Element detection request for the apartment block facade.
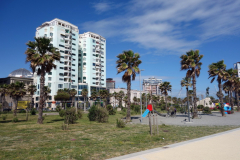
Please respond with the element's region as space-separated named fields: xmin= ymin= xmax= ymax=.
xmin=34 ymin=19 xmax=106 ymax=109
xmin=142 ymin=77 xmax=162 ymax=95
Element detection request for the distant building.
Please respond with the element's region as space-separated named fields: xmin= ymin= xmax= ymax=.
xmin=0 ymin=68 xmax=34 ymax=110
xmin=143 ymin=77 xmax=162 ymax=95
xmin=109 ymin=88 xmax=148 ymax=107
xmin=106 ymin=78 xmax=115 ymax=89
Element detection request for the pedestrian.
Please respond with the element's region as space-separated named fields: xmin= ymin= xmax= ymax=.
xmin=174 ymin=108 xmax=176 ymax=115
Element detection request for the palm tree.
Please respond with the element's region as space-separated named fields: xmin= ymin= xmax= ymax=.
xmin=69 ymin=89 xmax=77 ymax=107
xmin=159 ymin=81 xmax=172 ymax=110
xmin=208 ymin=60 xmax=228 ymax=116
xmin=112 ymin=92 xmax=118 ymax=107
xmin=223 ymin=83 xmax=230 ymax=104
xmin=181 ymin=77 xmax=192 ymax=113
xmin=90 ymin=89 xmax=98 ymax=105
xmin=224 ymin=68 xmax=238 ymax=112
xmin=8 ymin=81 xmax=27 ymax=116
xmin=25 ymin=37 xmax=60 ymax=124
xmin=99 ymin=90 xmax=109 ymax=108
xmin=81 ymin=88 xmax=88 ymax=111
xmin=234 ymin=78 xmax=240 ymax=111
xmin=116 ymin=50 xmax=141 ymax=121
xmin=133 ymin=96 xmax=137 ymax=105
xmin=181 ymin=50 xmax=203 ymax=118
xmin=123 ymin=96 xmax=128 ymax=108
xmin=117 ymin=91 xmax=125 ymax=108
xmin=27 ymin=85 xmax=37 ymax=109
xmin=43 ymin=86 xmax=51 ymax=109
xmin=0 ymin=84 xmax=9 ymax=111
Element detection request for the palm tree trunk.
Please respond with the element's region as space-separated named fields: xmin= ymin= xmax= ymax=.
xmin=192 ymin=75 xmax=198 ymax=118
xmin=228 ymin=91 xmax=230 ymax=104
xmin=165 ymin=94 xmax=167 ymax=110
xmin=38 ymin=70 xmax=45 ymax=124
xmin=187 ymin=87 xmax=190 ymax=122
xmin=14 ymin=97 xmax=18 ymax=117
xmin=126 ymin=79 xmax=131 ymax=122
xmin=237 ymin=90 xmax=240 ymax=111
xmin=230 ymin=88 xmax=234 ymax=113
xmin=84 ymin=97 xmax=86 ymax=112
xmin=219 ymin=80 xmax=225 ymax=117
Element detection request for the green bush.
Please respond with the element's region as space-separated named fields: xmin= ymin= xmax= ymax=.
xmin=197 ymin=105 xmax=204 ymax=109
xmin=60 ymin=107 xmax=82 ymax=124
xmin=2 ymin=115 xmax=7 ymax=120
xmin=88 ymin=105 xmax=98 ymax=121
xmin=116 ymin=119 xmax=126 ymax=128
xmin=107 ymin=104 xmax=116 ymax=115
xmin=96 ymin=107 xmax=109 ymax=123
xmin=56 ymin=105 xmax=62 ymax=112
xmin=19 ymin=110 xmax=26 ymax=113
xmin=130 ymin=104 xmax=135 ymax=110
xmin=134 ymin=105 xmax=140 ymax=113
xmin=213 ymin=107 xmax=218 ymax=111
xmin=59 ymin=110 xmax=65 ymax=117
xmin=30 ymin=109 xmax=36 ymax=115
xmin=12 ymin=117 xmax=19 ymax=123
xmin=203 ymin=107 xmax=212 ymax=114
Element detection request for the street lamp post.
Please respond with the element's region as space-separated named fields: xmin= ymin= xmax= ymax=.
xmin=140 ymin=69 xmax=144 ymax=123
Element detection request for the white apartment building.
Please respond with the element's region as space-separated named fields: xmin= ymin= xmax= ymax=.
xmin=33 ymin=19 xmax=106 ymax=109
xmin=78 ymin=32 xmax=106 ymax=97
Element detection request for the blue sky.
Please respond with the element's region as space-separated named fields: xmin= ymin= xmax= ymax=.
xmin=1 ymin=0 xmax=240 ymax=98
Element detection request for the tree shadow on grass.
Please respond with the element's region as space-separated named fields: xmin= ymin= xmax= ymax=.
xmin=46 ymin=118 xmax=64 ymax=123
xmin=0 ymin=119 xmax=30 ymax=123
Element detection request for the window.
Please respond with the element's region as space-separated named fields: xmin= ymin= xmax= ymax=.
xmin=72 ymin=85 xmax=77 ymax=89
xmin=72 ymin=64 xmax=75 ymax=66
xmin=38 ymin=84 xmax=39 ymax=89
xmin=48 ymin=77 xmax=52 ymax=81
xmin=48 ymin=83 xmax=51 ymax=88
xmin=78 ymin=54 xmax=81 ymax=56
xmin=72 ymin=33 xmax=75 ymax=36
xmin=60 ymin=67 xmax=63 ymax=69
xmin=60 ymin=61 xmax=64 ymax=64
xmin=78 ymin=91 xmax=82 ymax=95
xmin=83 ymin=77 xmax=86 ymax=80
xmin=93 ymin=63 xmax=95 ymax=66
xmin=72 ymin=69 xmax=75 ymax=71
xmin=59 ymin=44 xmax=64 ymax=47
xmin=58 ymin=84 xmax=63 ymax=88
xmin=83 ymin=53 xmax=86 ymax=56
xmin=60 ymin=56 xmax=64 ymax=58
xmin=72 ymin=74 xmax=75 ymax=77
xmin=72 ymin=48 xmax=76 ymax=51
xmin=93 ymin=49 xmax=95 ymax=52
xmin=73 ymin=59 xmax=75 ymax=61
xmin=72 ymin=38 xmax=76 ymax=40
xmin=50 ymin=33 xmax=53 ymax=36
xmin=48 ymin=96 xmax=52 ymax=100
xmin=72 ymin=43 xmax=76 ymax=46
xmin=78 ymin=85 xmax=87 ymax=89
xmin=59 ymin=78 xmax=63 ymax=81
xmin=37 ymin=91 xmax=39 ymax=95
xmin=72 ymin=80 xmax=75 ymax=82
xmin=59 ymin=73 xmax=63 ymax=76
xmin=83 ymin=62 xmax=86 ymax=65
xmin=36 ymin=97 xmax=39 ymax=101
xmin=93 ymin=39 xmax=95 ymax=43
xmin=44 ymin=34 xmax=47 ymax=37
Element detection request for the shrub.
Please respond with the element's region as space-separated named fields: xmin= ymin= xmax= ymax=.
xmin=88 ymin=105 xmax=98 ymax=121
xmin=56 ymin=105 xmax=62 ymax=112
xmin=19 ymin=110 xmax=26 ymax=113
xmin=197 ymin=105 xmax=204 ymax=109
xmin=116 ymin=119 xmax=126 ymax=128
xmin=2 ymin=115 xmax=7 ymax=120
xmin=96 ymin=107 xmax=109 ymax=123
xmin=12 ymin=117 xmax=19 ymax=123
xmin=107 ymin=104 xmax=116 ymax=115
xmin=59 ymin=110 xmax=65 ymax=117
xmin=61 ymin=107 xmax=82 ymax=124
xmin=203 ymin=107 xmax=212 ymax=114
xmin=134 ymin=105 xmax=140 ymax=113
xmin=30 ymin=109 xmax=36 ymax=115
xmin=130 ymin=104 xmax=135 ymax=110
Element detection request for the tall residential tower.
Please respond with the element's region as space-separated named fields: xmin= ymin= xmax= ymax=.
xmin=34 ymin=19 xmax=106 ymax=109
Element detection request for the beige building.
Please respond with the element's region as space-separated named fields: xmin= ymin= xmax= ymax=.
xmin=109 ymin=88 xmax=148 ymax=107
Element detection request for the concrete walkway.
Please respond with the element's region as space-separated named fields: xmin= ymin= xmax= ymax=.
xmin=108 ymin=128 xmax=240 ymax=160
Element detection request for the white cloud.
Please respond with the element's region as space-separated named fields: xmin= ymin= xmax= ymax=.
xmin=83 ymin=0 xmax=240 ymax=55
xmin=92 ymin=2 xmax=111 ymax=13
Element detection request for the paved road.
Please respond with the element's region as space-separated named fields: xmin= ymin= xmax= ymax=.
xmin=131 ymin=112 xmax=240 ymax=126
xmin=108 ymin=127 xmax=240 ymax=160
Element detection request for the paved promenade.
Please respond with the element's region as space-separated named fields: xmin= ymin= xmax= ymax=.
xmin=108 ymin=127 xmax=240 ymax=160
xmin=131 ymin=112 xmax=240 ymax=126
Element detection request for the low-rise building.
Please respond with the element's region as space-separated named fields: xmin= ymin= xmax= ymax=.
xmin=143 ymin=77 xmax=162 ymax=95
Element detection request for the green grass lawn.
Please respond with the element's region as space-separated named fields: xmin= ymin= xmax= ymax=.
xmin=0 ymin=112 xmax=238 ymax=160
